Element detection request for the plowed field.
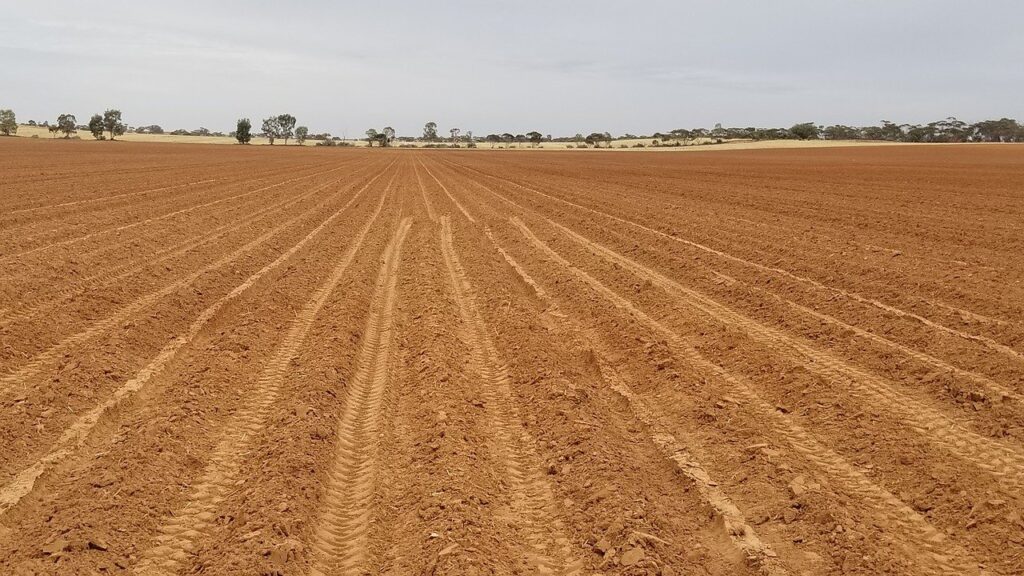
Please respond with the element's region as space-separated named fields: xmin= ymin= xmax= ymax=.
xmin=2 ymin=139 xmax=1023 ymax=575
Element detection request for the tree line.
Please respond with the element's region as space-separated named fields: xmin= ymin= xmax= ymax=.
xmin=3 ymin=108 xmax=1023 ymax=145
xmin=645 ymin=118 xmax=1024 ymax=144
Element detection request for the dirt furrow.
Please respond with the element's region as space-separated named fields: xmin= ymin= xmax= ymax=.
xmin=0 ymin=166 xmax=377 ymax=330
xmin=439 ymin=216 xmax=583 ymax=575
xmin=543 ymin=216 xmax=1024 ymax=493
xmin=6 ymin=178 xmax=224 ymax=216
xmin=0 ymin=167 xmax=393 ymax=520
xmin=510 ymin=216 xmax=982 ymax=576
xmin=482 ymin=226 xmax=787 ymax=575
xmin=0 ymin=162 xmax=348 ymax=265
xmin=444 ymin=159 xmax=1024 ymax=364
xmin=0 ymin=176 xmax=352 ymax=396
xmin=307 ymin=217 xmax=410 ymax=576
xmin=452 ymin=168 xmax=1024 ymax=492
xmin=132 ymin=171 xmax=393 ymax=575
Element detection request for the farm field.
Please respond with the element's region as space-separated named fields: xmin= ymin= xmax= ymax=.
xmin=1 ymin=139 xmax=1023 ymax=575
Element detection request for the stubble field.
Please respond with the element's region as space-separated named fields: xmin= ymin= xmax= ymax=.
xmin=1 ymin=139 xmax=1022 ymax=575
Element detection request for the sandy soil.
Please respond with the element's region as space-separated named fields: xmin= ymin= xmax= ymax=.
xmin=0 ymin=138 xmax=1022 ymax=575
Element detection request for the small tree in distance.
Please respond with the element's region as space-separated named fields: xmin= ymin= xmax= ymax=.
xmin=235 ymin=118 xmax=252 ymax=144
xmin=57 ymin=114 xmax=77 ymax=138
xmin=295 ymin=126 xmax=308 ymax=145
xmin=423 ymin=121 xmax=438 ymax=141
xmin=365 ymin=128 xmax=379 ymax=147
xmin=0 ymin=109 xmax=17 ymax=136
xmin=262 ymin=116 xmax=280 ymax=144
xmin=277 ymin=114 xmax=296 ymax=144
xmin=102 ymin=109 xmax=126 ymax=140
xmin=88 ymin=114 xmax=105 ymax=140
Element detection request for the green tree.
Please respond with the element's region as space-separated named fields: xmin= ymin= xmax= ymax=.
xmin=0 ymin=109 xmax=18 ymax=136
xmin=526 ymin=131 xmax=542 ymax=147
xmin=235 ymin=118 xmax=252 ymax=144
xmin=295 ymin=125 xmax=309 ymax=145
xmin=102 ymin=109 xmax=126 ymax=140
xmin=365 ymin=128 xmax=379 ymax=147
xmin=88 ymin=114 xmax=105 ymax=139
xmin=56 ymin=114 xmax=77 ymax=138
xmin=789 ymin=122 xmax=819 ymax=140
xmin=485 ymin=134 xmax=500 ymax=148
xmin=277 ymin=114 xmax=296 ymax=144
xmin=381 ymin=126 xmax=395 ymax=147
xmin=262 ymin=116 xmax=280 ymax=144
xmin=423 ymin=121 xmax=438 ymax=141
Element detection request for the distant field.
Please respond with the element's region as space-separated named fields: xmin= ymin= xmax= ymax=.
xmin=11 ymin=124 xmax=907 ymax=151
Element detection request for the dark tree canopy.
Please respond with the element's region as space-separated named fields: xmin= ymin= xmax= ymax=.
xmin=102 ymin=109 xmax=126 ymax=140
xmin=236 ymin=118 xmax=252 ymax=144
xmin=88 ymin=114 xmax=105 ymax=140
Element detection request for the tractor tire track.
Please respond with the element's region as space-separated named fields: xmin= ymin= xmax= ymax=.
xmin=482 ymin=227 xmax=789 ymax=576
xmin=448 ymin=166 xmax=1024 ymax=495
xmin=0 ymin=162 xmax=349 ymax=265
xmin=439 ymin=216 xmax=582 ymax=575
xmin=132 ymin=169 xmax=394 ymax=576
xmin=307 ymin=217 xmax=411 ymax=576
xmin=443 ymin=159 xmax=1024 ymax=364
xmin=511 ymin=216 xmax=982 ymax=576
xmin=0 ymin=165 xmax=387 ymax=395
xmin=540 ymin=216 xmax=1024 ymax=495
xmin=0 ymin=167 xmax=393 ymax=518
xmin=0 ymin=161 xmax=383 ymax=329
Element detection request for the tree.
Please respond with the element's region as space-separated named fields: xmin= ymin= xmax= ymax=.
xmin=501 ymin=133 xmax=514 ymax=148
xmin=450 ymin=127 xmax=460 ymax=146
xmin=102 ymin=109 xmax=126 ymax=140
xmin=381 ymin=126 xmax=395 ymax=147
xmin=789 ymin=122 xmax=819 ymax=140
xmin=276 ymin=114 xmax=296 ymax=144
xmin=423 ymin=121 xmax=438 ymax=141
xmin=485 ymin=134 xmax=501 ymax=148
xmin=527 ymin=131 xmax=542 ymax=147
xmin=0 ymin=109 xmax=17 ymax=136
xmin=465 ymin=130 xmax=476 ymax=148
xmin=236 ymin=118 xmax=252 ymax=144
xmin=56 ymin=114 xmax=77 ymax=138
xmin=262 ymin=116 xmax=280 ymax=144
xmin=295 ymin=126 xmax=309 ymax=145
xmin=88 ymin=114 xmax=105 ymax=139
xmin=365 ymin=128 xmax=379 ymax=147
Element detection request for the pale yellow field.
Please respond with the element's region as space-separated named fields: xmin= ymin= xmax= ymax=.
xmin=11 ymin=124 xmax=905 ymax=151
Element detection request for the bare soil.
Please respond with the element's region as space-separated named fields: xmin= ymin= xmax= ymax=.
xmin=1 ymin=139 xmax=1022 ymax=575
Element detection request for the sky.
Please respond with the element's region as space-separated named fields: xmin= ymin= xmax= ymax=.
xmin=3 ymin=1 xmax=1022 ymax=137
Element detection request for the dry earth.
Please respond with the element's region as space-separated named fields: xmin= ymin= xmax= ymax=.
xmin=1 ymin=139 xmax=1022 ymax=575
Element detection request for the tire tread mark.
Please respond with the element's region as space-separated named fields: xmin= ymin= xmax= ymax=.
xmin=541 ymin=217 xmax=1024 ymax=494
xmin=0 ymin=167 xmax=393 ymax=517
xmin=446 ymin=160 xmax=1024 ymax=363
xmin=0 ymin=162 xmax=350 ymax=264
xmin=512 ymin=217 xmax=981 ymax=576
xmin=0 ymin=168 xmax=373 ymax=329
xmin=307 ymin=217 xmax=411 ymax=576
xmin=441 ymin=217 xmax=582 ymax=575
xmin=483 ymin=227 xmax=789 ymax=575
xmin=7 ymin=178 xmax=222 ymax=215
xmin=132 ymin=170 xmax=393 ymax=576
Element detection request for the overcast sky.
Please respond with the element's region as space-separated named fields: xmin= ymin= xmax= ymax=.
xmin=3 ymin=1 xmax=1022 ymax=137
